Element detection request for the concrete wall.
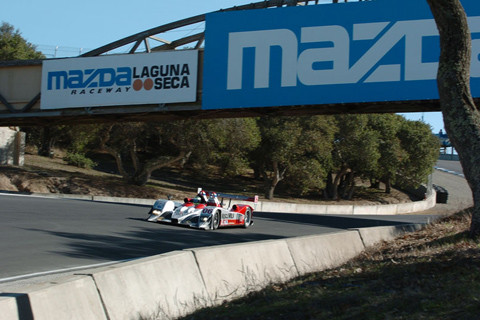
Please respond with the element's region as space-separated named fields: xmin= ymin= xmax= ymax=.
xmin=256 ymin=190 xmax=436 ymax=215
xmin=25 ymin=188 xmax=436 ymax=216
xmin=438 ymin=153 xmax=459 ymax=161
xmin=0 ymin=127 xmax=25 ymax=166
xmin=1 ymin=222 xmax=430 ymax=320
xmin=0 ymin=276 xmax=107 ymax=320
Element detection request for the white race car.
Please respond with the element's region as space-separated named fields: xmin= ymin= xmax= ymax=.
xmin=147 ymin=189 xmax=258 ymax=230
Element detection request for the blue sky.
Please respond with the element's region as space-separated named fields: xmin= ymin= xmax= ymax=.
xmin=3 ymin=0 xmax=444 ymax=133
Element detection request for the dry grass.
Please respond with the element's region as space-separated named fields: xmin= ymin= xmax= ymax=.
xmin=181 ymin=209 xmax=480 ymax=320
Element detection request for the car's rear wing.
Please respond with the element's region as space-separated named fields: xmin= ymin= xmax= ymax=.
xmin=219 ymin=193 xmax=259 ymax=210
xmin=217 ymin=193 xmax=258 ymax=203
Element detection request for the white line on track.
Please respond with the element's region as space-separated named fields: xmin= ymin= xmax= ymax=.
xmin=0 ymin=259 xmax=137 ymax=284
xmin=0 ymin=192 xmax=61 ymax=199
xmin=434 ymin=167 xmax=465 ymax=178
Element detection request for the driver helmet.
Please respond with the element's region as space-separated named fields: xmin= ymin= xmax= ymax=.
xmin=197 ymin=190 xmax=208 ymax=203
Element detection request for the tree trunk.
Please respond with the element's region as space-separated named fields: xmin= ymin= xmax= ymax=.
xmin=323 ymin=172 xmax=334 ymax=199
xmin=332 ymin=165 xmax=348 ymax=200
xmin=345 ymin=171 xmax=355 ymax=200
xmin=260 ymin=160 xmax=286 ymax=199
xmin=99 ymin=124 xmax=130 ymax=180
xmin=130 ymin=151 xmax=192 ymax=186
xmin=384 ymin=176 xmax=392 ymax=194
xmin=427 ymin=0 xmax=480 ymax=237
xmin=38 ymin=127 xmax=55 ymax=157
xmin=264 ymin=184 xmax=275 ymax=200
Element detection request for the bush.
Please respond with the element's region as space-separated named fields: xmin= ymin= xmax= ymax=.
xmin=63 ymin=152 xmax=97 ymax=169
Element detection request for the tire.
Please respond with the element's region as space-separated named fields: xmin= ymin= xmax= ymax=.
xmin=243 ymin=208 xmax=252 ymax=228
xmin=211 ymin=210 xmax=220 ymax=230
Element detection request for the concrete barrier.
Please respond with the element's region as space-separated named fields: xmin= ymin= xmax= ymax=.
xmin=0 ymin=128 xmax=25 ymax=166
xmin=33 ymin=193 xmax=95 ymax=201
xmin=0 ymin=276 xmax=107 ymax=320
xmin=92 ymin=195 xmax=155 ymax=205
xmin=0 ymin=296 xmax=20 ymax=319
xmin=353 ymin=224 xmax=424 ymax=248
xmin=286 ymin=231 xmax=365 ymax=275
xmin=375 ymin=203 xmax=400 ymax=215
xmin=1 ymin=185 xmax=436 ymax=216
xmin=188 ymin=239 xmax=298 ymax=304
xmin=86 ymin=251 xmax=210 ymax=320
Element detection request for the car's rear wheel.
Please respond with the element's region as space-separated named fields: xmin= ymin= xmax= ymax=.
xmin=211 ymin=211 xmax=220 ymax=230
xmin=243 ymin=208 xmax=252 ymax=228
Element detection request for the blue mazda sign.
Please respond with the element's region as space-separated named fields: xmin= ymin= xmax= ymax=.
xmin=202 ymin=0 xmax=480 ymax=110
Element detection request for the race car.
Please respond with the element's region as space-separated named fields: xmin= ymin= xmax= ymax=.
xmin=147 ymin=188 xmax=258 ymax=230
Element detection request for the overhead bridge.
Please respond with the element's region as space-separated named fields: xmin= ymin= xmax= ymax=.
xmin=1 ymin=0 xmax=476 ymax=127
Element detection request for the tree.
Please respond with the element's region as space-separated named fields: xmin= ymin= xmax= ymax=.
xmin=366 ymin=114 xmax=405 ymax=193
xmin=327 ymin=114 xmax=380 ymax=200
xmin=99 ymin=121 xmax=198 ymax=186
xmin=98 ymin=118 xmax=260 ymax=186
xmin=395 ymin=120 xmax=439 ymax=190
xmin=426 ymin=0 xmax=480 ymax=237
xmin=366 ymin=115 xmax=438 ymax=194
xmin=0 ymin=22 xmax=44 ymax=60
xmin=284 ymin=116 xmax=336 ymax=197
xmin=254 ymin=116 xmax=336 ymax=199
xmin=323 ymin=114 xmax=437 ymax=200
xmin=209 ymin=118 xmax=260 ymax=176
xmin=253 ymin=117 xmax=301 ymax=199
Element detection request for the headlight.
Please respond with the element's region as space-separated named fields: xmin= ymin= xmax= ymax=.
xmin=188 ymin=207 xmax=195 ymax=214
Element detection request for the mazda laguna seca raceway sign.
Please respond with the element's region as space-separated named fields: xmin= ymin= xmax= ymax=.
xmin=202 ymin=0 xmax=480 ymax=110
xmin=41 ymin=50 xmax=198 ymax=110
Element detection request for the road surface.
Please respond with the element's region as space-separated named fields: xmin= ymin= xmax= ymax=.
xmin=0 ymin=166 xmax=472 ymax=291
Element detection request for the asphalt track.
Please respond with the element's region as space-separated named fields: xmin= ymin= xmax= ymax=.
xmin=0 ymin=163 xmax=471 ymax=291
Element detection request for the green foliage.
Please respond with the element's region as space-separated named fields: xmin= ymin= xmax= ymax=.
xmin=285 ymin=158 xmax=328 ymax=196
xmin=0 ymin=22 xmax=45 ymax=60
xmin=334 ymin=114 xmax=381 ymax=175
xmin=23 ymin=124 xmax=101 ymax=157
xmin=366 ymin=114 xmax=407 ymax=191
xmin=322 ymin=114 xmax=438 ymax=200
xmin=96 ymin=118 xmax=261 ymax=185
xmin=63 ymin=152 xmax=97 ymax=169
xmin=255 ymin=116 xmax=337 ymax=199
xmin=202 ymin=118 xmax=260 ymax=176
xmin=395 ymin=120 xmax=439 ymax=188
xmin=67 ymin=125 xmax=101 ymax=153
xmin=27 ymin=113 xmax=438 ymax=195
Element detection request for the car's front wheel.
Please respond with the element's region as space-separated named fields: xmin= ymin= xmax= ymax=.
xmin=243 ymin=208 xmax=252 ymax=228
xmin=211 ymin=211 xmax=220 ymax=230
